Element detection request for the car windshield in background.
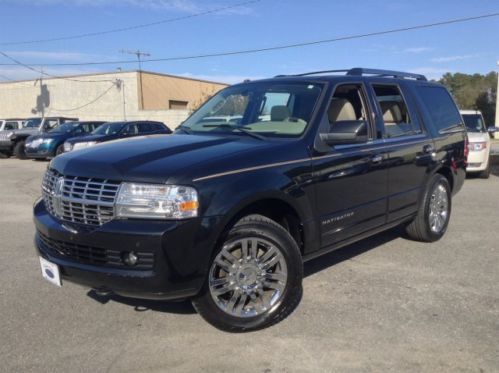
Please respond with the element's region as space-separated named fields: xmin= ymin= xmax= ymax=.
xmin=181 ymin=82 xmax=324 ymax=138
xmin=462 ymin=114 xmax=486 ymax=133
xmin=23 ymin=118 xmax=42 ymax=128
xmin=49 ymin=122 xmax=78 ymax=133
xmin=92 ymin=122 xmax=125 ymax=135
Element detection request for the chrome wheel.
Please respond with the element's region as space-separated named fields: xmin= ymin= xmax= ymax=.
xmin=209 ymin=237 xmax=288 ymax=318
xmin=429 ymin=182 xmax=449 ymax=233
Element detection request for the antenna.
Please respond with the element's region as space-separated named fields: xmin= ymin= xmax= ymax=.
xmin=119 ymin=49 xmax=151 ymax=109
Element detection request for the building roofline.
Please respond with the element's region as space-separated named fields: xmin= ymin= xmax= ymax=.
xmin=0 ymin=69 xmax=230 ymax=86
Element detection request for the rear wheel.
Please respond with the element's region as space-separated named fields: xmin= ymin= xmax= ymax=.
xmin=406 ymin=174 xmax=451 ymax=242
xmin=192 ymin=214 xmax=303 ymax=332
xmin=13 ymin=141 xmax=26 ymax=159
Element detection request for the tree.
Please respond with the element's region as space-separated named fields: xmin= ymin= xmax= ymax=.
xmin=439 ymin=71 xmax=497 ymax=125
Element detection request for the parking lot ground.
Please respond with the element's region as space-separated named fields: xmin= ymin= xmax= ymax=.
xmin=1 ymin=158 xmax=498 ymax=373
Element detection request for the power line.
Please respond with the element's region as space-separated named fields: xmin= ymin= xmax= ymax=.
xmin=0 ymin=0 xmax=261 ymax=46
xmin=0 ymin=50 xmax=115 ymax=83
xmin=1 ymin=11 xmax=497 ymax=68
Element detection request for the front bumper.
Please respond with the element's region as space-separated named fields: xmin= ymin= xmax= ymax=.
xmin=34 ymin=199 xmax=222 ymax=300
xmin=25 ymin=147 xmax=54 ymax=159
xmin=0 ymin=140 xmax=13 ymax=152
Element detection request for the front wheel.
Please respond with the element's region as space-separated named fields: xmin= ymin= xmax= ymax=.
xmin=55 ymin=144 xmax=65 ymax=156
xmin=406 ymin=174 xmax=452 ymax=242
xmin=192 ymin=214 xmax=303 ymax=332
xmin=13 ymin=141 xmax=26 ymax=159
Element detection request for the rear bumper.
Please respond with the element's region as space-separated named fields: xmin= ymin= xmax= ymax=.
xmin=466 ymin=150 xmax=489 ymax=172
xmin=34 ymin=199 xmax=222 ymax=300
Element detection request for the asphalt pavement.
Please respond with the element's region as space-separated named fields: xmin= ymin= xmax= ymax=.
xmin=1 ymin=158 xmax=498 ymax=372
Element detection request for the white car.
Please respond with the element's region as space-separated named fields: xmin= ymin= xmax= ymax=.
xmin=461 ymin=110 xmax=497 ymax=178
xmin=0 ymin=119 xmax=24 ymax=131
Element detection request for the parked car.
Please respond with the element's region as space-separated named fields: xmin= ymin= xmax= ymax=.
xmin=0 ymin=117 xmax=77 ymax=159
xmin=63 ymin=120 xmax=171 ymax=152
xmin=0 ymin=118 xmax=24 ymax=131
xmin=34 ymin=68 xmax=466 ymax=332
xmin=25 ymin=121 xmax=105 ymax=160
xmin=460 ymin=110 xmax=497 ymax=178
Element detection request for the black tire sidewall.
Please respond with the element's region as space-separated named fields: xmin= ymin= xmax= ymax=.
xmin=193 ymin=218 xmax=303 ymax=332
xmin=422 ymin=175 xmax=452 ymax=241
xmin=55 ymin=144 xmax=64 ymax=156
xmin=14 ymin=141 xmax=26 ymax=159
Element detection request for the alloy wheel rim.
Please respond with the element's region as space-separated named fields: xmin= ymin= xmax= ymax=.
xmin=209 ymin=237 xmax=288 ymax=318
xmin=429 ymin=182 xmax=449 ymax=233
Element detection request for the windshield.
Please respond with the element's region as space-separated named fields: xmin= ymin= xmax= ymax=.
xmin=180 ymin=82 xmax=324 ymax=138
xmin=23 ymin=118 xmax=43 ymax=128
xmin=92 ymin=122 xmax=125 ymax=135
xmin=462 ymin=114 xmax=486 ymax=133
xmin=49 ymin=122 xmax=78 ymax=133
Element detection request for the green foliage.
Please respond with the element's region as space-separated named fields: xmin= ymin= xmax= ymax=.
xmin=439 ymin=72 xmax=497 ymax=125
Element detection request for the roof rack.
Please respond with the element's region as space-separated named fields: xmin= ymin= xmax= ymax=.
xmin=276 ymin=68 xmax=427 ymax=81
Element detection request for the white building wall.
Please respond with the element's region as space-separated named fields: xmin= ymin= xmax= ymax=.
xmin=0 ymin=71 xmax=189 ymax=129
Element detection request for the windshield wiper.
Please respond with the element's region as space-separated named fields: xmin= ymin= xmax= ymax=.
xmin=202 ymin=124 xmax=266 ymax=140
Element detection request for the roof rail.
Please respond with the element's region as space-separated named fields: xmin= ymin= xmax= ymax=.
xmin=347 ymin=68 xmax=427 ymax=81
xmin=275 ymin=68 xmax=427 ymax=81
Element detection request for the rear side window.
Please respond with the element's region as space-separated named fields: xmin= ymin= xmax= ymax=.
xmin=416 ymin=86 xmax=462 ymax=132
xmin=372 ymin=85 xmax=420 ymax=138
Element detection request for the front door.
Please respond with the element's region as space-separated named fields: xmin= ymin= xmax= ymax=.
xmin=312 ymin=83 xmax=389 ymax=248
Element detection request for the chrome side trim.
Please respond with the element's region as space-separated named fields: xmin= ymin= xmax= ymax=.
xmin=193 ymin=138 xmax=430 ymax=182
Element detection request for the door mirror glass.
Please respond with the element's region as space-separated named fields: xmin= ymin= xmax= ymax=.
xmin=320 ymin=120 xmax=368 ymax=145
xmin=487 ymin=126 xmax=498 ymax=134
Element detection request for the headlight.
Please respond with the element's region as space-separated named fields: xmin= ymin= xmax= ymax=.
xmin=468 ymin=142 xmax=487 ymax=151
xmin=116 ymin=183 xmax=199 ymax=219
xmin=41 ymin=138 xmax=53 ymax=144
xmin=63 ymin=142 xmax=73 ymax=152
xmin=73 ymin=141 xmax=97 ymax=151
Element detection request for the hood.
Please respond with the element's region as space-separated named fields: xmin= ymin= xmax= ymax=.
xmin=51 ymin=134 xmax=288 ymax=184
xmin=466 ymin=131 xmax=489 ymax=142
xmin=27 ymin=132 xmax=68 ymax=142
xmin=11 ymin=127 xmax=41 ymax=137
xmin=66 ymin=133 xmax=114 ymax=144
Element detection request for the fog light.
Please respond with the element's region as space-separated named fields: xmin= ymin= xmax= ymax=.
xmin=121 ymin=251 xmax=138 ymax=266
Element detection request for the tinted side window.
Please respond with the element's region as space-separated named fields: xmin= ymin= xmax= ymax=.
xmin=416 ymin=86 xmax=462 ymax=132
xmin=372 ymin=85 xmax=420 ymax=138
xmin=138 ymin=123 xmax=153 ymax=134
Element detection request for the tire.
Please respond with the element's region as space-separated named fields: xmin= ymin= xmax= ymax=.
xmin=55 ymin=144 xmax=65 ymax=156
xmin=13 ymin=141 xmax=26 ymax=159
xmin=406 ymin=174 xmax=452 ymax=242
xmin=0 ymin=152 xmax=10 ymax=159
xmin=192 ymin=214 xmax=303 ymax=332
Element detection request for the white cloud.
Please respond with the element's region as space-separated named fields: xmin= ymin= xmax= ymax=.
xmin=0 ymin=0 xmax=255 ymax=14
xmin=430 ymin=54 xmax=481 ymax=63
xmin=402 ymin=47 xmax=434 ymax=54
xmin=410 ymin=67 xmax=454 ymax=80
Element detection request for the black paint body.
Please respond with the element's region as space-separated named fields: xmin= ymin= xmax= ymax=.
xmin=34 ymin=75 xmax=466 ymax=300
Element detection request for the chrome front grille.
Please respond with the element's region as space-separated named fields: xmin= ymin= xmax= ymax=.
xmin=42 ymin=169 xmax=121 ymax=226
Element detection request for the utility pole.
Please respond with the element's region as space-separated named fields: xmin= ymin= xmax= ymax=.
xmin=495 ymin=61 xmax=499 ymax=139
xmin=120 ymin=49 xmax=150 ymax=110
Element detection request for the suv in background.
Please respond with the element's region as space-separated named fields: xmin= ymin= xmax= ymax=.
xmin=460 ymin=110 xmax=497 ymax=178
xmin=34 ymin=68 xmax=466 ymax=332
xmin=25 ymin=121 xmax=105 ymax=160
xmin=0 ymin=117 xmax=77 ymax=159
xmin=63 ymin=120 xmax=171 ymax=152
xmin=0 ymin=119 xmax=24 ymax=132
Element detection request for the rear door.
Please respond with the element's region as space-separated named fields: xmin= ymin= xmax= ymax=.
xmin=369 ymin=82 xmax=434 ymax=222
xmin=313 ymin=83 xmax=389 ymax=247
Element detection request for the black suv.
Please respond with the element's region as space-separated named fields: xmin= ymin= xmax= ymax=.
xmin=34 ymin=68 xmax=466 ymax=332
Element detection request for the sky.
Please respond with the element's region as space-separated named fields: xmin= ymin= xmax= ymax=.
xmin=0 ymin=0 xmax=498 ymax=83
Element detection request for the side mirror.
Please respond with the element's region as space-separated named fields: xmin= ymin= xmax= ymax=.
xmin=487 ymin=126 xmax=498 ymax=134
xmin=320 ymin=120 xmax=368 ymax=146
